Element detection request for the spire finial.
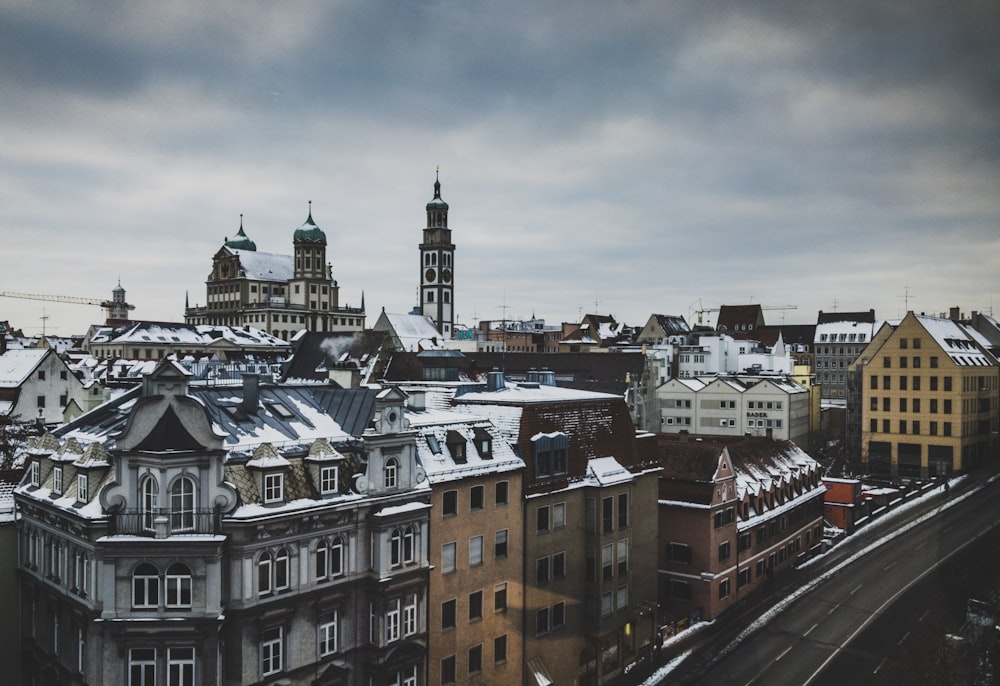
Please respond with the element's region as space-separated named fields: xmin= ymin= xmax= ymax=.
xmin=307 ymin=200 xmax=313 ymax=223
xmin=433 ymin=168 xmax=442 ymax=199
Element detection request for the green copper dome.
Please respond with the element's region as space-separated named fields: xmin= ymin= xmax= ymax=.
xmin=426 ymin=175 xmax=449 ymax=210
xmin=225 ymin=216 xmax=257 ymax=251
xmin=293 ymin=203 xmax=327 ymax=244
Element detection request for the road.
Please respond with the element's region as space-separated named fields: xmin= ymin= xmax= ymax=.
xmin=666 ymin=474 xmax=1000 ymax=686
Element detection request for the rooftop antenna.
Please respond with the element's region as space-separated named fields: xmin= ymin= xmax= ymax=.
xmin=899 ymin=286 xmax=913 ymax=314
xmin=831 ymin=298 xmax=839 ymax=312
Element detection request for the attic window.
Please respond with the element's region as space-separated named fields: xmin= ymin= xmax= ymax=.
xmin=263 ymin=472 xmax=284 ymax=504
xmin=532 ymin=433 xmax=568 ymax=477
xmin=446 ymin=430 xmax=466 ymax=463
xmin=268 ymin=403 xmax=295 ymax=419
xmin=473 ymin=428 xmax=492 ymax=459
xmin=29 ymin=460 xmax=40 ymax=488
xmin=427 ymin=435 xmax=442 ymax=455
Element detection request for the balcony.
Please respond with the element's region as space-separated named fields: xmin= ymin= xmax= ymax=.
xmin=107 ymin=509 xmax=223 ymax=537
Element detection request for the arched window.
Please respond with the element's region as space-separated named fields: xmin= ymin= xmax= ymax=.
xmin=315 ymin=540 xmax=329 ymax=581
xmin=274 ymin=548 xmax=290 ymax=591
xmin=165 ymin=563 xmax=192 ymax=608
xmin=403 ymin=526 xmax=415 ymax=564
xmin=170 ymin=476 xmax=196 ymax=532
xmin=132 ymin=563 xmax=159 ymax=608
xmin=330 ymin=536 xmax=345 ymax=578
xmin=140 ymin=476 xmax=158 ymax=531
xmin=432 ymin=253 xmax=437 ymax=265
xmin=258 ymin=552 xmax=272 ymax=596
xmin=390 ymin=529 xmax=402 ymax=568
xmin=384 ymin=458 xmax=398 ymax=490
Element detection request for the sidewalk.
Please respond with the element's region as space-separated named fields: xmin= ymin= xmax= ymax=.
xmin=635 ymin=460 xmax=1000 ymax=686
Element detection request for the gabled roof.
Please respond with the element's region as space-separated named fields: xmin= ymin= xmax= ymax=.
xmin=374 ymin=312 xmax=444 ymax=352
xmin=280 ymin=330 xmax=388 ymax=382
xmin=915 ymin=314 xmax=999 ymax=367
xmin=817 ymin=309 xmax=875 ymax=324
xmin=229 ymin=249 xmax=294 ymax=282
xmin=0 ymin=348 xmax=50 ymax=387
xmin=716 ymin=304 xmax=765 ymax=331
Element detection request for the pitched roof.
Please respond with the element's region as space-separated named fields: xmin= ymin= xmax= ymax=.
xmin=716 ymin=304 xmax=765 ymax=331
xmin=0 ymin=348 xmax=49 ymax=387
xmin=816 ymin=309 xmax=876 ymax=324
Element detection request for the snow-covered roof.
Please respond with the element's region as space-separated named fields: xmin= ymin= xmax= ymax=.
xmin=455 ymin=380 xmax=617 ymax=404
xmin=0 ymin=348 xmax=48 ymax=387
xmin=917 ymin=314 xmax=997 ymax=366
xmin=89 ymin=322 xmax=286 ymax=348
xmin=409 ymin=406 xmax=525 ymax=483
xmin=814 ymin=320 xmax=874 ymax=344
xmin=381 ymin=312 xmax=445 ymax=352
xmin=585 ymin=456 xmax=633 ymax=487
xmin=231 ymin=249 xmax=294 ymax=282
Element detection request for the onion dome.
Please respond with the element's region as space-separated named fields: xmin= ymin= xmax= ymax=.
xmin=426 ymin=171 xmax=449 ymax=210
xmin=225 ymin=215 xmax=257 ymax=251
xmin=293 ymin=201 xmax=327 ymax=244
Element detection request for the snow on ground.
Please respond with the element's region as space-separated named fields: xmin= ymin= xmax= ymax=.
xmin=639 ymin=472 xmax=990 ymax=685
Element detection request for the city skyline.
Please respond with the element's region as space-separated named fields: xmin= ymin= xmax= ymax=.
xmin=2 ymin=1 xmax=998 ymax=336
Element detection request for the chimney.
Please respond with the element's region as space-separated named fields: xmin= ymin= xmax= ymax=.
xmin=242 ymin=373 xmax=260 ymax=414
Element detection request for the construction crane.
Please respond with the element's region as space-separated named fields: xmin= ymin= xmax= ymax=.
xmin=1 ymin=286 xmax=135 ymax=323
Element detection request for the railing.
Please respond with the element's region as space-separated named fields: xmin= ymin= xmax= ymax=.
xmin=107 ymin=509 xmax=222 ymax=537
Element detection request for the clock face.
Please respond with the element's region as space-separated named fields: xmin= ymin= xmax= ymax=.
xmin=425 ymin=268 xmax=436 ymax=282
xmin=441 ymin=268 xmax=452 ymax=283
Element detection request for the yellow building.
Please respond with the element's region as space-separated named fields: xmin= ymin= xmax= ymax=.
xmin=859 ymin=312 xmax=999 ymax=478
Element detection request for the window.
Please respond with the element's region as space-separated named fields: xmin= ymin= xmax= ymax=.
xmin=618 ymin=493 xmax=629 ymax=528
xmin=900 ymin=376 xmax=908 ymax=391
xmin=719 ymin=578 xmax=731 ymax=599
xmin=470 ymin=485 xmax=484 ymax=511
xmin=601 ymin=591 xmax=614 ymax=617
xmin=441 ymin=655 xmax=456 ymax=685
xmin=537 ymin=506 xmax=550 ymax=533
xmin=913 ymin=356 xmax=921 ymax=368
xmin=603 ymin=496 xmax=614 ymax=533
xmin=403 ymin=595 xmax=417 ymax=636
xmin=494 ymin=583 xmax=507 ymax=612
xmin=469 ymin=590 xmax=483 ymax=621
xmin=165 ymin=563 xmax=192 ymax=608
xmin=140 ymin=476 xmax=158 ymax=531
xmin=883 ymin=376 xmax=891 ymax=390
xmin=900 ymin=356 xmax=907 ymax=369
xmin=669 ymin=542 xmax=691 ymax=564
xmin=132 ymin=563 xmax=159 ymax=608
xmin=53 ymin=466 xmax=63 ymax=495
xmin=931 ymin=377 xmax=939 ymax=391
xmin=167 ymin=647 xmax=194 ymax=686
xmin=537 ymin=556 xmax=550 ymax=584
xmin=443 ymin=490 xmax=458 ymax=516
xmin=386 ymin=598 xmax=401 ymax=642
xmin=495 ymin=481 xmax=509 ymax=505
xmin=442 ymin=599 xmax=457 ymax=629
xmin=129 ymin=648 xmax=156 ymax=686
xmin=944 ymin=376 xmax=952 ymax=391
xmin=553 ymin=502 xmax=566 ymax=529
xmin=258 ymin=553 xmax=272 ymax=595
xmin=391 ymin=529 xmax=403 ymax=568
xmin=77 ymin=473 xmax=88 ymax=502
xmin=319 ymin=465 xmax=338 ymax=494
xmin=494 ymin=529 xmax=508 ymax=559
xmin=403 ymin=527 xmax=415 ymax=564
xmin=616 ymin=585 xmax=628 ymax=612
xmin=671 ymin=579 xmax=691 ymax=600
xmin=719 ymin=541 xmax=731 ymax=562
xmin=441 ymin=542 xmax=456 ymax=574
xmin=170 ymin=477 xmax=195 ymax=531
xmin=554 ymin=551 xmax=566 ymax=578
xmin=494 ymin=634 xmax=508 ymax=663
xmin=870 ymin=375 xmax=878 ymax=389
xmin=384 ymin=458 xmax=398 ymax=489
xmin=319 ymin=615 xmax=338 ymax=655
xmin=617 ymin=539 xmax=628 ymax=576
xmin=274 ymin=549 xmax=289 ymax=590
xmin=469 ymin=644 xmax=483 ymax=675
xmin=263 ymin=472 xmax=284 ymax=504
xmin=944 ymin=399 xmax=952 ymax=414
xmin=30 ymin=460 xmax=40 ymax=487
xmin=469 ymin=535 xmax=483 ymax=566
xmin=883 ymin=397 xmax=891 ymax=411
xmin=260 ymin=626 xmax=283 ymax=676
xmin=930 ymin=356 xmax=939 ymax=368
xmin=553 ymin=601 xmax=566 ymax=628
xmin=900 ymin=398 xmax=908 ymax=412
xmin=536 ymin=607 xmax=550 ymax=635
xmin=602 ymin=543 xmax=614 ymax=580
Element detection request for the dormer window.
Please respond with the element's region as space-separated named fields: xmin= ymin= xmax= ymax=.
xmin=446 ymin=431 xmax=467 ymax=464
xmin=473 ymin=428 xmax=493 ymax=459
xmin=384 ymin=458 xmax=399 ymax=489
xmin=320 ymin=465 xmax=339 ymax=495
xmin=76 ymin=474 xmax=88 ymax=503
xmin=29 ymin=460 xmax=40 ymax=488
xmin=53 ymin=466 xmax=63 ymax=496
xmin=263 ymin=473 xmax=284 ymax=504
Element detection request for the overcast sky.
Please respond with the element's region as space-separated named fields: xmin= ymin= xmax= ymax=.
xmin=2 ymin=1 xmax=998 ymax=337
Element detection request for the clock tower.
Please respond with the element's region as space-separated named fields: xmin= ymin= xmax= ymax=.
xmin=419 ymin=171 xmax=455 ymax=338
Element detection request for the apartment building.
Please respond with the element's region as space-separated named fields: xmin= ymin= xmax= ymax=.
xmin=656 ymin=435 xmax=824 ymax=621
xmin=860 ymin=312 xmax=1000 ymax=478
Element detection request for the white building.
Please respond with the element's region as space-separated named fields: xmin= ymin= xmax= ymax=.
xmin=0 ymin=347 xmax=87 ymax=425
xmin=656 ymin=374 xmax=811 ymax=445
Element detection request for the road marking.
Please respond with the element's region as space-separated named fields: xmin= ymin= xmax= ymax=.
xmin=874 ymin=657 xmax=888 ymax=674
xmin=915 ymin=541 xmax=928 ymax=550
xmin=898 ymin=631 xmax=910 ymax=645
xmin=827 ymin=604 xmax=839 ymax=615
xmin=883 ymin=561 xmax=896 ymax=571
xmin=803 ymin=623 xmax=818 ymax=637
xmin=919 ymin=609 xmax=930 ymax=622
xmin=850 ymin=584 xmax=863 ymax=595
xmin=775 ymin=645 xmax=793 ymax=662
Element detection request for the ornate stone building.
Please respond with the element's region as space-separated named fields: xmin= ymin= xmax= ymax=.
xmin=185 ymin=207 xmax=365 ymax=339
